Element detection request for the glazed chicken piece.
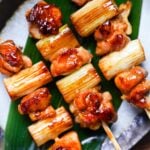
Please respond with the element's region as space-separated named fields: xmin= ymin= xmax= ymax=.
xmin=115 ymin=66 xmax=148 ymax=94
xmin=18 ymin=87 xmax=51 ymax=114
xmin=113 ymin=0 xmax=132 ymax=35
xmin=94 ymin=1 xmax=132 ymax=56
xmin=72 ymin=0 xmax=90 ymax=6
xmin=95 ymin=27 xmax=130 ymax=55
xmin=70 ymin=89 xmax=117 ymax=130
xmin=122 ymin=80 xmax=150 ymax=109
xmin=49 ymin=131 xmax=82 ymax=150
xmin=0 ymin=40 xmax=32 ymax=76
xmin=26 ymin=0 xmax=62 ymax=39
xmin=29 ymin=106 xmax=56 ymax=121
xmin=50 ymin=47 xmax=92 ymax=77
xmin=115 ymin=66 xmax=150 ymax=109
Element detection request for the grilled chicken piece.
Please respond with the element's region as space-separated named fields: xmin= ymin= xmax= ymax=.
xmin=18 ymin=87 xmax=51 ymax=114
xmin=94 ymin=1 xmax=132 ymax=56
xmin=115 ymin=66 xmax=148 ymax=94
xmin=26 ymin=0 xmax=62 ymax=39
xmin=29 ymin=106 xmax=56 ymax=121
xmin=50 ymin=47 xmax=92 ymax=77
xmin=72 ymin=0 xmax=90 ymax=6
xmin=0 ymin=40 xmax=32 ymax=76
xmin=70 ymin=89 xmax=117 ymax=130
xmin=22 ymin=55 xmax=32 ymax=68
xmin=116 ymin=0 xmax=132 ymax=35
xmin=95 ymin=26 xmax=130 ymax=55
xmin=122 ymin=80 xmax=150 ymax=109
xmin=49 ymin=131 xmax=82 ymax=150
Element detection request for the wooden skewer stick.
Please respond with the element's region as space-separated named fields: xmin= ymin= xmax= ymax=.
xmin=102 ymin=121 xmax=121 ymax=150
xmin=145 ymin=109 xmax=150 ymax=119
xmin=145 ymin=95 xmax=150 ymax=119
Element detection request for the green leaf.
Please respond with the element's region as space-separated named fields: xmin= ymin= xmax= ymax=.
xmin=4 ymin=0 xmax=142 ymax=150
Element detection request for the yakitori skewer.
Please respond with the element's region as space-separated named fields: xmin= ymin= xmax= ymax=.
xmin=57 ymin=63 xmax=121 ymax=149
xmin=99 ymin=39 xmax=150 ymax=118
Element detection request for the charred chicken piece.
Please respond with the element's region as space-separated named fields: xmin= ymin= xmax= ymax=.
xmin=94 ymin=1 xmax=132 ymax=56
xmin=22 ymin=55 xmax=32 ymax=68
xmin=18 ymin=87 xmax=51 ymax=114
xmin=70 ymin=89 xmax=117 ymax=130
xmin=115 ymin=66 xmax=148 ymax=94
xmin=26 ymin=0 xmax=62 ymax=39
xmin=29 ymin=106 xmax=56 ymax=121
xmin=50 ymin=47 xmax=92 ymax=77
xmin=49 ymin=131 xmax=82 ymax=150
xmin=0 ymin=40 xmax=32 ymax=76
xmin=122 ymin=80 xmax=150 ymax=109
xmin=116 ymin=0 xmax=132 ymax=35
xmin=72 ymin=0 xmax=90 ymax=6
xmin=95 ymin=28 xmax=130 ymax=55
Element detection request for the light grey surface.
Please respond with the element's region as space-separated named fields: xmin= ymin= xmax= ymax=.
xmin=0 ymin=0 xmax=38 ymax=47
xmin=0 ymin=0 xmax=150 ymax=149
xmin=102 ymin=113 xmax=150 ymax=150
xmin=0 ymin=127 xmax=4 ymax=148
xmin=0 ymin=0 xmax=38 ymax=130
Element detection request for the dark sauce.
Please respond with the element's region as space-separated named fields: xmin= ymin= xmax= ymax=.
xmin=26 ymin=2 xmax=62 ymax=35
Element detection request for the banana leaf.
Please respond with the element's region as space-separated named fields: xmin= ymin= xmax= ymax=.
xmin=4 ymin=0 xmax=142 ymax=149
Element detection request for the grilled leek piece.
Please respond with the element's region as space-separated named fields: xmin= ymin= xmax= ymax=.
xmin=4 ymin=61 xmax=52 ymax=100
xmin=28 ymin=106 xmax=73 ymax=146
xmin=29 ymin=106 xmax=56 ymax=121
xmin=36 ymin=24 xmax=80 ymax=61
xmin=99 ymin=39 xmax=145 ymax=80
xmin=56 ymin=63 xmax=101 ymax=103
xmin=49 ymin=131 xmax=82 ymax=150
xmin=70 ymin=0 xmax=118 ymax=37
